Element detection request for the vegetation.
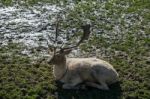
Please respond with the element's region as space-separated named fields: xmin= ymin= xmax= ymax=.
xmin=0 ymin=0 xmax=150 ymax=99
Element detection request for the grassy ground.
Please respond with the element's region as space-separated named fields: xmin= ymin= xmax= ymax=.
xmin=0 ymin=0 xmax=150 ymax=99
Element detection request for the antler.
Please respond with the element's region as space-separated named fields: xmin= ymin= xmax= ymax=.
xmin=47 ymin=13 xmax=60 ymax=53
xmin=46 ymin=12 xmax=91 ymax=53
xmin=60 ymin=24 xmax=91 ymax=50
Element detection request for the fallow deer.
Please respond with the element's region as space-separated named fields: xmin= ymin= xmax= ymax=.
xmin=47 ymin=23 xmax=119 ymax=90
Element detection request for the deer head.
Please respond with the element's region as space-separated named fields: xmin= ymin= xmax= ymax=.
xmin=47 ymin=21 xmax=91 ymax=65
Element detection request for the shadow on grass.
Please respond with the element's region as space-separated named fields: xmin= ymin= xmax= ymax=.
xmin=55 ymin=82 xmax=122 ymax=99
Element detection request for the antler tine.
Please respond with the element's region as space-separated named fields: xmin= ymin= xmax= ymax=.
xmin=46 ymin=12 xmax=62 ymax=53
xmin=76 ymin=24 xmax=91 ymax=46
xmin=55 ymin=13 xmax=59 ymax=43
xmin=61 ymin=24 xmax=91 ymax=50
xmin=46 ymin=40 xmax=54 ymax=52
xmin=47 ymin=34 xmax=55 ymax=43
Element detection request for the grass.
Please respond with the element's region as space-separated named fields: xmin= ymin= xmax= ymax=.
xmin=0 ymin=43 xmax=56 ymax=99
xmin=0 ymin=0 xmax=150 ymax=99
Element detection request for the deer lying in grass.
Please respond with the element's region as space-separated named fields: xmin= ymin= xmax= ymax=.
xmin=47 ymin=24 xmax=119 ymax=90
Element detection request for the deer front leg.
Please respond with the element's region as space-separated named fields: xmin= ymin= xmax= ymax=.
xmin=62 ymin=83 xmax=77 ymax=89
xmin=85 ymin=82 xmax=109 ymax=90
xmin=62 ymin=77 xmax=82 ymax=89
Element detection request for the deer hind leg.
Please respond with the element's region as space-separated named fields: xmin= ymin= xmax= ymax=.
xmin=90 ymin=70 xmax=109 ymax=90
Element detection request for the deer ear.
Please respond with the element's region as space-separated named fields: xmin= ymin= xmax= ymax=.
xmin=61 ymin=49 xmax=72 ymax=55
xmin=48 ymin=48 xmax=54 ymax=55
xmin=48 ymin=47 xmax=56 ymax=56
xmin=49 ymin=47 xmax=54 ymax=52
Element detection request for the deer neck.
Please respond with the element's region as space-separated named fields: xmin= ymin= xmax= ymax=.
xmin=53 ymin=57 xmax=68 ymax=80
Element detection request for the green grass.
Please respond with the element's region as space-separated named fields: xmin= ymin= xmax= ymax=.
xmin=0 ymin=0 xmax=150 ymax=99
xmin=0 ymin=43 xmax=56 ymax=99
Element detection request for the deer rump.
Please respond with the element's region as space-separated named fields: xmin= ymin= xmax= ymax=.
xmin=55 ymin=58 xmax=119 ymax=90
